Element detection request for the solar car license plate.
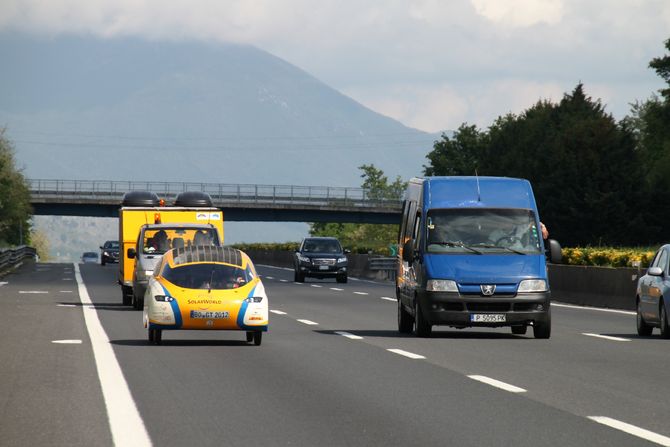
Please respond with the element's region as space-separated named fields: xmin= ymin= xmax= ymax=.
xmin=319 ymin=265 xmax=329 ymax=270
xmin=190 ymin=310 xmax=229 ymax=319
xmin=470 ymin=314 xmax=506 ymax=323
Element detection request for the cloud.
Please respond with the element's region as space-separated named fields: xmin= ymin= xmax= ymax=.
xmin=470 ymin=0 xmax=565 ymax=27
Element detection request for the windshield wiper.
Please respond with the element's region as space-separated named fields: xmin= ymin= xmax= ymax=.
xmin=471 ymin=243 xmax=527 ymax=255
xmin=432 ymin=241 xmax=482 ymax=255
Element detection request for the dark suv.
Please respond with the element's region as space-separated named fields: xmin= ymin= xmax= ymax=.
xmin=293 ymin=237 xmax=349 ymax=283
xmin=100 ymin=240 xmax=120 ymax=265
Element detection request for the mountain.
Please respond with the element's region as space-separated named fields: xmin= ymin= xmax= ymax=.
xmin=0 ymin=34 xmax=438 ymax=187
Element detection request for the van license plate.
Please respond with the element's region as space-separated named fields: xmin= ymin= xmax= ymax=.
xmin=471 ymin=314 xmax=505 ymax=323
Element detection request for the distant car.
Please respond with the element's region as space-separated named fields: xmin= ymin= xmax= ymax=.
xmin=81 ymin=252 xmax=98 ymax=264
xmin=636 ymin=244 xmax=670 ymax=338
xmin=143 ymin=245 xmax=268 ymax=345
xmin=99 ymin=240 xmax=120 ymax=265
xmin=293 ymin=237 xmax=349 ymax=283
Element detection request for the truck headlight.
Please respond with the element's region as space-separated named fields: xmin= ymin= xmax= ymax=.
xmin=426 ymin=279 xmax=458 ymax=292
xmin=517 ymin=279 xmax=547 ymax=293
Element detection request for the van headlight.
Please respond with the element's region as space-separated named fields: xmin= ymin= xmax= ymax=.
xmin=426 ymin=279 xmax=458 ymax=292
xmin=517 ymin=279 xmax=547 ymax=293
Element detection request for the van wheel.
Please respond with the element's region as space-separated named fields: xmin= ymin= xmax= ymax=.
xmin=637 ymin=299 xmax=653 ymax=336
xmin=133 ymin=295 xmax=144 ymax=311
xmin=414 ymin=299 xmax=432 ymax=338
xmin=398 ymin=298 xmax=414 ymax=333
xmin=511 ymin=325 xmax=527 ymax=335
xmin=533 ymin=310 xmax=551 ymax=339
xmin=660 ymin=302 xmax=670 ymax=339
xmin=253 ymin=332 xmax=262 ymax=346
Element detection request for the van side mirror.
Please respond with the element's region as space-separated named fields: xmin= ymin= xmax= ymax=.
xmin=402 ymin=239 xmax=415 ymax=263
xmin=548 ymin=239 xmax=562 ymax=264
xmin=127 ymin=248 xmax=136 ymax=259
xmin=648 ymin=266 xmax=663 ymax=276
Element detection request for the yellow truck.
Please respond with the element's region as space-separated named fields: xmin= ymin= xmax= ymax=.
xmin=118 ymin=191 xmax=224 ymax=306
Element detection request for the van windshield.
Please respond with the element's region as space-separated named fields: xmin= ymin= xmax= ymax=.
xmin=426 ymin=208 xmax=541 ymax=254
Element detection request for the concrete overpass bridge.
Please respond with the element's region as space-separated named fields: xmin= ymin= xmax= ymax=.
xmin=28 ymin=179 xmax=402 ymax=224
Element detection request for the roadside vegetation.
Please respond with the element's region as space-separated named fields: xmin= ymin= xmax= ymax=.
xmin=0 ymin=129 xmax=32 ymax=248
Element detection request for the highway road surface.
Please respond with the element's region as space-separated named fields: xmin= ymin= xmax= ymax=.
xmin=1 ymin=260 xmax=669 ymax=447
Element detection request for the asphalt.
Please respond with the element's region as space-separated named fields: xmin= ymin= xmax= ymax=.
xmin=0 ymin=261 xmax=667 ymax=446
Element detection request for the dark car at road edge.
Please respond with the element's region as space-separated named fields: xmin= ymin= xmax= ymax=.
xmin=293 ymin=237 xmax=349 ymax=283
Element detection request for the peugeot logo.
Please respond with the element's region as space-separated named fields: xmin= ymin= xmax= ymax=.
xmin=480 ymin=285 xmax=496 ymax=296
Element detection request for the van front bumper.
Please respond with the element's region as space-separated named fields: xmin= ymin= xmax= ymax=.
xmin=418 ymin=290 xmax=551 ymax=327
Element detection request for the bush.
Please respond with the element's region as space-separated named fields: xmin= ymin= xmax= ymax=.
xmin=561 ymin=246 xmax=656 ymax=268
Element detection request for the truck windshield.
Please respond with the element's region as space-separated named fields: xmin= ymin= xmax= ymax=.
xmin=142 ymin=228 xmax=220 ymax=254
xmin=426 ymin=208 xmax=541 ymax=254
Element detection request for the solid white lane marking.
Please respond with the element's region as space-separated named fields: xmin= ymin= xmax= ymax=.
xmin=335 ymin=331 xmax=363 ymax=340
xmin=381 ymin=296 xmax=397 ymax=302
xmin=467 ymin=375 xmax=526 ymax=393
xmin=354 ymin=291 xmax=368 ymax=295
xmin=265 ymin=276 xmax=275 ymax=280
xmin=57 ymin=304 xmax=76 ymax=308
xmin=19 ymin=291 xmax=48 ymax=294
xmin=52 ymin=339 xmax=82 ymax=344
xmin=256 ymin=265 xmax=293 ymax=271
xmin=279 ymin=279 xmax=288 ymax=283
xmin=330 ymin=287 xmax=343 ymax=291
xmin=311 ymin=284 xmax=323 ymax=288
xmin=387 ymin=349 xmax=426 ymax=359
xmin=552 ymin=302 xmax=635 ymax=316
xmin=588 ymin=416 xmax=670 ymax=446
xmin=74 ymin=263 xmax=152 ymax=446
xmin=270 ymin=310 xmax=287 ymax=315
xmin=582 ymin=333 xmax=631 ymax=342
xmin=297 ymin=319 xmax=319 ymax=325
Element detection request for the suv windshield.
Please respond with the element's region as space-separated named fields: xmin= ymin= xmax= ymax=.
xmin=426 ymin=208 xmax=541 ymax=254
xmin=105 ymin=241 xmax=119 ymax=249
xmin=302 ymin=239 xmax=342 ymax=253
xmin=142 ymin=228 xmax=219 ymax=254
xmin=161 ymin=263 xmax=253 ymax=290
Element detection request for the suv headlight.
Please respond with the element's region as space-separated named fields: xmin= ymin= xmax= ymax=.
xmin=337 ymin=256 xmax=347 ymax=263
xmin=426 ymin=279 xmax=458 ymax=292
xmin=517 ymin=279 xmax=547 ymax=293
xmin=297 ymin=254 xmax=310 ymax=263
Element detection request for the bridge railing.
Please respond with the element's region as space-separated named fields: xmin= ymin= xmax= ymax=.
xmin=28 ymin=179 xmax=403 ymax=209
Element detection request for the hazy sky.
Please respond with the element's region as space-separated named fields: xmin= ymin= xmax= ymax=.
xmin=1 ymin=0 xmax=669 ymax=133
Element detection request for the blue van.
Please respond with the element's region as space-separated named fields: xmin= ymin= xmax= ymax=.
xmin=396 ymin=177 xmax=562 ymax=339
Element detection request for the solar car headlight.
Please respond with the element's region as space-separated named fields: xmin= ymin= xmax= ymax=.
xmin=154 ymin=295 xmax=174 ymax=302
xmin=297 ymin=254 xmax=310 ymax=263
xmin=517 ymin=279 xmax=547 ymax=293
xmin=245 ymin=296 xmax=264 ymax=303
xmin=337 ymin=256 xmax=347 ymax=263
xmin=426 ymin=279 xmax=458 ymax=292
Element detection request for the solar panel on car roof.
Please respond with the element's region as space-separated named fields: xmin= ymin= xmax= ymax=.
xmin=173 ymin=246 xmax=242 ymax=267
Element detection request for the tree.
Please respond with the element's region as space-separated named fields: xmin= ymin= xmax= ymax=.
xmin=649 ymin=38 xmax=670 ymax=99
xmin=424 ymin=124 xmax=487 ymax=176
xmin=0 ymin=130 xmax=32 ymax=246
xmin=310 ymin=165 xmax=406 ymax=253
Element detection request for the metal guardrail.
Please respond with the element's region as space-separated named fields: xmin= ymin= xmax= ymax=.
xmin=0 ymin=246 xmax=37 ymax=275
xmin=368 ymin=256 xmax=398 ymax=280
xmin=28 ymin=179 xmax=403 ymax=210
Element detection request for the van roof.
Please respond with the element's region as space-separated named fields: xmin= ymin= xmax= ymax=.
xmin=421 ymin=176 xmax=536 ymax=210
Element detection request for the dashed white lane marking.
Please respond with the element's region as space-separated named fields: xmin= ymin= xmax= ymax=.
xmin=19 ymin=291 xmax=48 ymax=294
xmin=74 ymin=263 xmax=152 ymax=446
xmin=52 ymin=339 xmax=82 ymax=344
xmin=588 ymin=417 xmax=670 ymax=446
xmin=330 ymin=287 xmax=343 ymax=291
xmin=57 ymin=304 xmax=76 ymax=308
xmin=582 ymin=333 xmax=631 ymax=342
xmin=270 ymin=310 xmax=287 ymax=315
xmin=381 ymin=297 xmax=397 ymax=302
xmin=62 ymin=278 xmax=73 ymax=281
xmin=552 ymin=302 xmax=635 ymax=316
xmin=0 ymin=281 xmax=8 ymax=286
xmin=467 ymin=375 xmax=526 ymax=393
xmin=311 ymin=284 xmax=323 ymax=288
xmin=265 ymin=276 xmax=275 ymax=280
xmin=335 ymin=331 xmax=363 ymax=340
xmin=297 ymin=319 xmax=319 ymax=326
xmin=279 ymin=279 xmax=288 ymax=283
xmin=387 ymin=349 xmax=426 ymax=360
xmin=353 ymin=291 xmax=368 ymax=295
xmin=294 ymin=282 xmax=303 ymax=285
xmin=60 ymin=290 xmax=74 ymax=293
